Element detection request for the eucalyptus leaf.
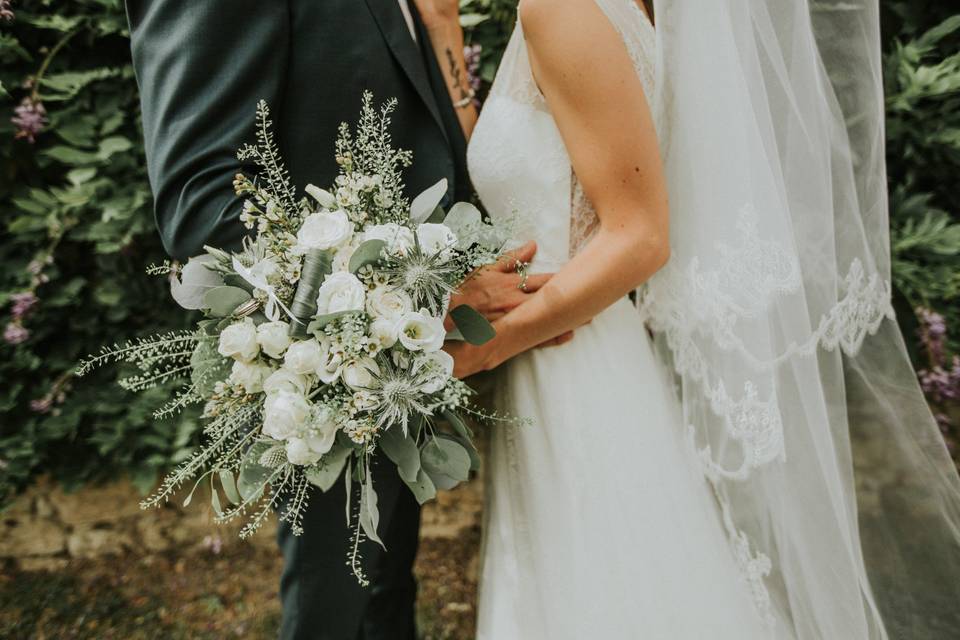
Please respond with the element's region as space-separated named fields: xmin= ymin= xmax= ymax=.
xmin=450 ymin=304 xmax=496 ymax=345
xmin=349 ymin=239 xmax=387 ymax=273
xmin=421 ymin=437 xmax=471 ymax=484
xmin=203 ymin=286 xmax=252 ymax=317
xmin=443 ymin=409 xmax=475 ymax=440
xmin=170 ymin=255 xmax=224 ymax=309
xmin=440 ymin=433 xmax=481 ymax=472
xmin=443 ymin=202 xmax=485 ymax=248
xmin=223 ymin=273 xmax=256 ymax=293
xmin=359 ymin=474 xmax=385 ymax=549
xmin=210 ymin=483 xmax=223 ymax=517
xmin=189 ymin=337 xmax=231 ymax=397
xmin=238 ymin=442 xmax=275 ymax=501
xmin=403 ymin=468 xmax=437 ymax=505
xmin=305 ymin=444 xmax=353 ymax=492
xmin=380 ymin=426 xmax=421 ymax=483
xmin=410 ymin=178 xmax=448 ymax=224
xmin=219 ymin=469 xmax=241 ymax=505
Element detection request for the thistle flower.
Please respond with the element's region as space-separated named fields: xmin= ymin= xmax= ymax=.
xmin=12 ymin=97 xmax=47 ymax=143
xmin=364 ymin=354 xmax=436 ymax=434
xmin=382 ymin=243 xmax=458 ymax=314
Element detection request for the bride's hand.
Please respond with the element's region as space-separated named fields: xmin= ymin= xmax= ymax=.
xmin=444 ymin=241 xmax=554 ymax=331
xmin=445 ymin=330 xmax=575 ymax=379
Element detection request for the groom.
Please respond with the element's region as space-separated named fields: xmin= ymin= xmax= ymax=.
xmin=125 ymin=1 xmax=547 ymax=638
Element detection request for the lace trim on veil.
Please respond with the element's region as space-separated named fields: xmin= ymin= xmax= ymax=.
xmin=641 ymin=231 xmax=895 ymax=480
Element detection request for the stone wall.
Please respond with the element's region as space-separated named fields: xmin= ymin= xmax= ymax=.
xmin=1 ymin=474 xmax=482 ymax=571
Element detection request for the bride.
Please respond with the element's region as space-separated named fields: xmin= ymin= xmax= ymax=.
xmin=423 ymin=0 xmax=960 ymax=637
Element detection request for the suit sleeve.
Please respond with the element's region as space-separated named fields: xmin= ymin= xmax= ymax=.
xmin=126 ymin=1 xmax=290 ymax=260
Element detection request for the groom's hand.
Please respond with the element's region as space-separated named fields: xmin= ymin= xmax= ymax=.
xmin=445 ymin=241 xmax=553 ymax=331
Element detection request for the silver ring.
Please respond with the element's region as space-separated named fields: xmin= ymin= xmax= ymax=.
xmin=515 ymin=260 xmax=530 ymax=292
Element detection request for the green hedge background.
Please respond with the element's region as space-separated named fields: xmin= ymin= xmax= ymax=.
xmin=1 ymin=0 xmax=958 ymax=503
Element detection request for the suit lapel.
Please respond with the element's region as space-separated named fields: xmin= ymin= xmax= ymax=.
xmin=363 ymin=0 xmax=446 ymax=139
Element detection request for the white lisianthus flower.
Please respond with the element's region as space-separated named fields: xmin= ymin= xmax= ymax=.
xmin=364 ymin=223 xmax=415 ymax=256
xmin=366 ymin=286 xmax=412 ymax=322
xmin=284 ymin=339 xmax=324 ymax=375
xmin=304 ymin=405 xmax=339 ymax=455
xmin=256 ymin=321 xmax=292 ymax=359
xmin=263 ymin=390 xmax=311 ymax=441
xmin=296 ymin=209 xmax=354 ymax=251
xmin=331 ymin=236 xmax=362 ymax=273
xmin=249 ymin=256 xmax=280 ymax=285
xmin=419 ymin=350 xmax=455 ymax=393
xmin=285 ymin=438 xmax=323 ymax=466
xmin=316 ymin=271 xmax=366 ymax=315
xmin=217 ymin=318 xmax=260 ymax=362
xmin=263 ymin=368 xmax=310 ymax=396
xmin=315 ymin=335 xmax=344 ymax=383
xmin=397 ymin=310 xmax=446 ymax=352
xmin=370 ymin=317 xmax=400 ymax=349
xmin=229 ymin=360 xmax=274 ymax=394
xmin=342 ymin=358 xmax=380 ymax=390
xmin=416 ymin=223 xmax=458 ymax=260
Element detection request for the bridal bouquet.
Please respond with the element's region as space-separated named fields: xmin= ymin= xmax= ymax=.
xmin=79 ymin=93 xmax=509 ymax=584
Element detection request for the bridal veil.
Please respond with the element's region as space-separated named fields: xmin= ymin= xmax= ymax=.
xmin=596 ymin=0 xmax=960 ymax=637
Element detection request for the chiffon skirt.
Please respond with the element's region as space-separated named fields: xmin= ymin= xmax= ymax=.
xmin=476 ymin=298 xmax=772 ymax=639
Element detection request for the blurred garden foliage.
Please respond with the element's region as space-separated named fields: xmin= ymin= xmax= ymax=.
xmin=0 ymin=0 xmax=958 ymax=503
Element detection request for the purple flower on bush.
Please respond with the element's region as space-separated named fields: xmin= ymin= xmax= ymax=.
xmin=919 ymin=357 xmax=960 ymax=405
xmin=464 ymin=43 xmax=482 ymax=107
xmin=12 ymin=97 xmax=47 ymax=143
xmin=10 ymin=291 xmax=38 ymax=319
xmin=917 ymin=306 xmax=948 ymax=365
xmin=4 ymin=322 xmax=29 ymax=345
xmin=0 ymin=0 xmax=13 ymax=21
xmin=29 ymin=397 xmax=53 ymax=414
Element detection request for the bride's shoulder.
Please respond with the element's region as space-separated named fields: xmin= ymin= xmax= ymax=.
xmin=519 ymin=0 xmax=604 ymax=41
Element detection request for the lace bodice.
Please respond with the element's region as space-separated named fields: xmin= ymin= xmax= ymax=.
xmin=467 ymin=1 xmax=657 ymax=269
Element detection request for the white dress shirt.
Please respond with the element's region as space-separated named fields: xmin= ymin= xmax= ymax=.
xmin=397 ymin=0 xmax=418 ymax=42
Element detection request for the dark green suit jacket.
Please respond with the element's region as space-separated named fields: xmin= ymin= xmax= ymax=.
xmin=127 ymin=0 xmax=470 ymax=261
xmin=126 ymin=2 xmax=469 ymax=638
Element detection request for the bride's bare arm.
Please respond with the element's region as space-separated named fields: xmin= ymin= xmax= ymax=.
xmin=447 ymin=0 xmax=669 ymax=377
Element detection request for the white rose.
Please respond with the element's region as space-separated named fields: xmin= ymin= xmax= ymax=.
xmin=366 ymin=286 xmax=412 ymax=322
xmin=296 ymin=209 xmax=354 ymax=251
xmin=364 ymin=223 xmax=415 ymax=256
xmin=397 ymin=310 xmax=446 ymax=353
xmin=416 ymin=223 xmax=458 ymax=259
xmin=304 ymin=405 xmax=339 ymax=455
xmin=315 ymin=335 xmax=344 ymax=383
xmin=342 ymin=358 xmax=380 ymax=390
xmin=229 ymin=360 xmax=274 ymax=394
xmin=217 ymin=318 xmax=260 ymax=362
xmin=284 ymin=339 xmax=323 ymax=375
xmin=316 ymin=271 xmax=366 ymax=315
xmin=419 ymin=350 xmax=455 ymax=393
xmin=263 ymin=390 xmax=311 ymax=441
xmin=256 ymin=321 xmax=292 ymax=359
xmin=285 ymin=438 xmax=323 ymax=466
xmin=370 ymin=317 xmax=399 ymax=349
xmin=263 ymin=368 xmax=310 ymax=395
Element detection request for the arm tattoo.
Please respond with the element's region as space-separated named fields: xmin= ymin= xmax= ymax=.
xmin=444 ymin=47 xmax=471 ymax=102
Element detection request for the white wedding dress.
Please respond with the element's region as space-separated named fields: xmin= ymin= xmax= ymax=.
xmin=466 ymin=4 xmax=773 ymax=639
